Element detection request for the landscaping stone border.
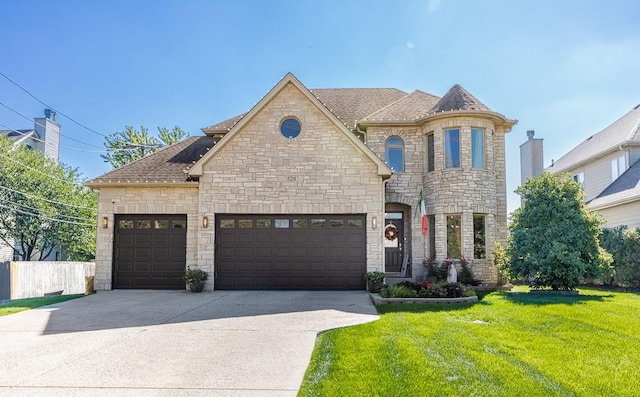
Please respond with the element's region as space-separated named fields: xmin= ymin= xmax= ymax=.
xmin=369 ymin=293 xmax=478 ymax=306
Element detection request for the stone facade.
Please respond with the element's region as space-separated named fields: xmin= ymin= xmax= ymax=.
xmin=88 ymin=73 xmax=515 ymax=290
xmin=363 ymin=115 xmax=511 ymax=284
xmin=95 ymin=187 xmax=199 ymax=290
xmin=196 ymin=82 xmax=387 ymax=278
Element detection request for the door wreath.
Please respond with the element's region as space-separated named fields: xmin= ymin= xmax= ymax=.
xmin=384 ymin=224 xmax=399 ymax=241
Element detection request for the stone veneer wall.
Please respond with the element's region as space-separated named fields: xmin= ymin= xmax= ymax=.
xmin=94 ymin=186 xmax=199 ymax=290
xmin=423 ymin=116 xmax=506 ymax=284
xmin=197 ymin=82 xmax=386 ymax=284
xmin=366 ymin=127 xmax=426 ymax=278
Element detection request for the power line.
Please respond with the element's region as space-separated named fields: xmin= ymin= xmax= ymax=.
xmin=0 ymin=152 xmax=80 ymax=186
xmin=0 ymin=121 xmax=138 ymax=154
xmin=0 ymin=101 xmax=104 ymax=148
xmin=0 ymin=70 xmax=108 ymax=138
xmin=0 ymin=202 xmax=95 ymax=227
xmin=0 ymin=198 xmax=94 ymax=223
xmin=0 ymin=184 xmax=95 ymax=210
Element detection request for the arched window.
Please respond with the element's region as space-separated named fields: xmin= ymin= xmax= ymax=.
xmin=385 ymin=136 xmax=404 ymax=172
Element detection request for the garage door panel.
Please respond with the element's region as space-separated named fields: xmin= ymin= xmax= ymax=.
xmin=255 ymin=261 xmax=271 ymax=271
xmin=309 ymin=247 xmax=327 ymax=257
xmin=291 ymin=261 xmax=309 ymax=271
xmin=113 ymin=215 xmax=187 ymax=289
xmin=215 ymin=214 xmax=365 ymax=290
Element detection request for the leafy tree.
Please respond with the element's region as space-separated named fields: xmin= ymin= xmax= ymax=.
xmin=508 ymin=172 xmax=612 ymax=290
xmin=101 ymin=125 xmax=187 ymax=169
xmin=0 ymin=135 xmax=97 ymax=260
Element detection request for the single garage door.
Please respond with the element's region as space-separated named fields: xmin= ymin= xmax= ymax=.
xmin=215 ymin=214 xmax=367 ymax=290
xmin=113 ymin=214 xmax=187 ymax=289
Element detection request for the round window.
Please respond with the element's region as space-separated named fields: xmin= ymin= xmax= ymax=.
xmin=280 ymin=117 xmax=301 ymax=139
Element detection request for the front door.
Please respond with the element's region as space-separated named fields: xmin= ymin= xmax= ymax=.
xmin=384 ymin=212 xmax=404 ymax=273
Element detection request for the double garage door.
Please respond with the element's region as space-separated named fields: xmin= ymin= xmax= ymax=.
xmin=113 ymin=213 xmax=367 ymax=290
xmin=215 ymin=214 xmax=367 ymax=290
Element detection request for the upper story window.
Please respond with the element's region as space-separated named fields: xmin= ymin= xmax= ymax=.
xmin=611 ymin=155 xmax=625 ymax=182
xmin=280 ymin=117 xmax=301 ymax=139
xmin=471 ymin=128 xmax=485 ymax=169
xmin=573 ymin=172 xmax=584 ymax=185
xmin=444 ymin=129 xmax=460 ymax=168
xmin=426 ymin=133 xmax=434 ymax=172
xmin=385 ymin=136 xmax=404 ymax=172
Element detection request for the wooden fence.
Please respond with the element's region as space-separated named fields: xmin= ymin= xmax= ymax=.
xmin=1 ymin=261 xmax=95 ymax=300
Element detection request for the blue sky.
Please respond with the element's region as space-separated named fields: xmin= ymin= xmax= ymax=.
xmin=1 ymin=0 xmax=639 ymax=214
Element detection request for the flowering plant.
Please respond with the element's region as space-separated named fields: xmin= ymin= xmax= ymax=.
xmin=184 ymin=266 xmax=208 ymax=284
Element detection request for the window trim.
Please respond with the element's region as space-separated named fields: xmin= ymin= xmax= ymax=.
xmin=473 ymin=214 xmax=486 ymax=260
xmin=385 ymin=135 xmax=405 ymax=172
xmin=444 ymin=129 xmax=461 ymax=169
xmin=471 ymin=128 xmax=485 ymax=169
xmin=426 ymin=132 xmax=435 ymax=172
xmin=446 ymin=214 xmax=462 ymax=258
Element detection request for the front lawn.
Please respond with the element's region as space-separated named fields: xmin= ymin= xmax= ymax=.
xmin=300 ymin=286 xmax=640 ymax=396
xmin=0 ymin=294 xmax=83 ymax=317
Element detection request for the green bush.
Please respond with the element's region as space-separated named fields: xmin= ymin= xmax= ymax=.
xmin=508 ymin=173 xmax=612 ymax=290
xmin=379 ymin=284 xmax=418 ymax=298
xmin=600 ymin=227 xmax=640 ymax=288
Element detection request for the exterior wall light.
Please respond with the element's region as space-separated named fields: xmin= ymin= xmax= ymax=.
xmin=102 ymin=216 xmax=109 ymax=229
xmin=202 ymin=215 xmax=209 ymax=229
xmin=372 ymin=215 xmax=378 ymax=229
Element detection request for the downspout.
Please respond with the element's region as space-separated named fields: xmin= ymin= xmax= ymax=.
xmin=381 ymin=177 xmax=392 ymax=273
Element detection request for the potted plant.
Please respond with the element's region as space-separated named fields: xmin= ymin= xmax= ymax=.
xmin=365 ymin=271 xmax=385 ymax=293
xmin=184 ymin=266 xmax=208 ymax=292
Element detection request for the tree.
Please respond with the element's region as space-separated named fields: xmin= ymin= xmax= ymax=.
xmin=508 ymin=172 xmax=612 ymax=290
xmin=101 ymin=125 xmax=187 ymax=169
xmin=0 ymin=135 xmax=97 ymax=261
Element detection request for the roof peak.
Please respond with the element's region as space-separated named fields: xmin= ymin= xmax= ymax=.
xmin=431 ymin=84 xmax=492 ymax=113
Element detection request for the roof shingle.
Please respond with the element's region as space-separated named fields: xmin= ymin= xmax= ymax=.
xmin=549 ymin=105 xmax=640 ymax=173
xmin=85 ymin=136 xmax=217 ymax=185
xmin=431 ymin=84 xmax=492 ymax=113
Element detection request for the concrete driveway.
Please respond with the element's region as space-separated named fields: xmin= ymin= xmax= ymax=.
xmin=0 ymin=290 xmax=379 ymax=396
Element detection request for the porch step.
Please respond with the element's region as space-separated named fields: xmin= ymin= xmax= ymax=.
xmin=385 ymin=276 xmax=414 ymax=285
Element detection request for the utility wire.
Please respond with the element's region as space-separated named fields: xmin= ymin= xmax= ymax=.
xmin=0 ymin=198 xmax=94 ymax=223
xmin=0 ymin=185 xmax=95 ymax=210
xmin=0 ymin=70 xmax=108 ymax=138
xmin=0 ymin=101 xmax=104 ymax=148
xmin=0 ymin=203 xmax=95 ymax=227
xmin=0 ymin=121 xmax=144 ymax=154
xmin=0 ymin=152 xmax=80 ymax=186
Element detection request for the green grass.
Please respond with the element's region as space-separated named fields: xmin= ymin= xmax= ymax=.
xmin=300 ymin=286 xmax=640 ymax=396
xmin=0 ymin=294 xmax=83 ymax=317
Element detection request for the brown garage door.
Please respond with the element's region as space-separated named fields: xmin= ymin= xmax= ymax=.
xmin=113 ymin=214 xmax=187 ymax=289
xmin=215 ymin=214 xmax=367 ymax=290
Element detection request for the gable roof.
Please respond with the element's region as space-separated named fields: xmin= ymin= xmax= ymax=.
xmin=549 ymin=105 xmax=640 ymax=173
xmin=85 ymin=136 xmax=216 ymax=187
xmin=203 ymin=88 xmax=406 ymax=133
xmin=589 ymin=158 xmax=640 ymax=210
xmin=190 ymin=73 xmax=394 ymax=178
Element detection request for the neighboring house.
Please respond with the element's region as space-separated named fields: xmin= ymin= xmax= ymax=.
xmin=86 ymin=73 xmax=516 ymax=291
xmin=548 ymin=104 xmax=640 ymax=229
xmin=0 ymin=109 xmax=62 ymax=262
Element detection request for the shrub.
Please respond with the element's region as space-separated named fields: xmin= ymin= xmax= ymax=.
xmin=508 ymin=173 xmax=612 ymax=290
xmin=379 ymin=284 xmax=418 ymax=298
xmin=459 ymin=257 xmax=480 ymax=285
xmin=600 ymin=227 xmax=640 ymax=289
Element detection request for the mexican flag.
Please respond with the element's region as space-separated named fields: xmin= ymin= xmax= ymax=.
xmin=418 ymin=190 xmax=427 ymax=237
